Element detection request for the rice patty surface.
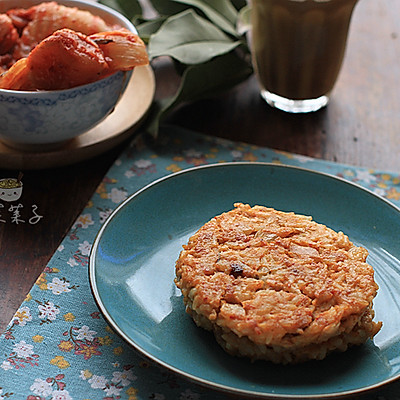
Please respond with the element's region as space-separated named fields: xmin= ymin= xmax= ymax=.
xmin=175 ymin=203 xmax=382 ymax=364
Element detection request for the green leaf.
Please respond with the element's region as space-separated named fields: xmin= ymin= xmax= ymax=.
xmin=136 ymin=18 xmax=166 ymax=43
xmin=99 ymin=0 xmax=142 ymax=19
xmin=149 ymin=0 xmax=189 ymax=15
xmin=145 ymin=50 xmax=253 ymax=137
xmin=99 ymin=0 xmax=254 ymax=138
xmin=237 ymin=4 xmax=252 ymax=35
xmin=148 ymin=9 xmax=240 ymax=64
xmin=150 ymin=41 xmax=240 ymax=64
xmin=167 ymin=50 xmax=253 ymax=107
xmin=172 ymin=0 xmax=239 ymax=36
xmin=200 ymin=0 xmax=238 ymax=24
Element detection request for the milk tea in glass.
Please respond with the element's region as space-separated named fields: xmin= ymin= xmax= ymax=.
xmin=250 ymin=0 xmax=359 ymax=113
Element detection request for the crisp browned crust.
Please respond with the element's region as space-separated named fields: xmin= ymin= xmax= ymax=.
xmin=175 ymin=203 xmax=382 ymax=364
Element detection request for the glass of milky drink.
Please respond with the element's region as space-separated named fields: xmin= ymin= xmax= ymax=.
xmin=250 ymin=0 xmax=359 ymax=113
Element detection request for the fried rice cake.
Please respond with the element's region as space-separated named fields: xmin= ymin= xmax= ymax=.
xmin=175 ymin=203 xmax=382 ymax=364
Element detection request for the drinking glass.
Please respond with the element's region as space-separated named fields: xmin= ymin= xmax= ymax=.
xmin=250 ymin=0 xmax=359 ymax=113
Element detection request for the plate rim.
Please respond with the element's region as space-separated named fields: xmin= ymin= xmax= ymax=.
xmin=89 ymin=162 xmax=400 ymax=399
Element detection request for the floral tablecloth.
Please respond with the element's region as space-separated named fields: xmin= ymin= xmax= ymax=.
xmin=1 ymin=126 xmax=400 ymax=400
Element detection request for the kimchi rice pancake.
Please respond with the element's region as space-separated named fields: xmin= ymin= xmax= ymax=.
xmin=175 ymin=203 xmax=382 ymax=364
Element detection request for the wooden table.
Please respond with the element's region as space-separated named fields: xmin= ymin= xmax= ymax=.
xmin=1 ymin=0 xmax=399 ymax=333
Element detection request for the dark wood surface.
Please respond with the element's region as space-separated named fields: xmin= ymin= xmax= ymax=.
xmin=1 ymin=0 xmax=399 ymax=333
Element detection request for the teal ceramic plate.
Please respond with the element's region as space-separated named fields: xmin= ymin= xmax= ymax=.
xmin=89 ymin=163 xmax=400 ymax=399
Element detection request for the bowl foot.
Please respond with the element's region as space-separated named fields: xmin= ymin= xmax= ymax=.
xmin=0 ymin=138 xmax=73 ymax=153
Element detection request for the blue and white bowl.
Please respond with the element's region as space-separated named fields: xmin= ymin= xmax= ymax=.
xmin=0 ymin=0 xmax=137 ymax=150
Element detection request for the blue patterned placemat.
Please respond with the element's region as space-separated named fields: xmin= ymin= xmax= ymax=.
xmin=1 ymin=126 xmax=400 ymax=400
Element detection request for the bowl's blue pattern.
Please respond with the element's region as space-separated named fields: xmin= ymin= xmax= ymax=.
xmin=0 ymin=70 xmax=131 ymax=146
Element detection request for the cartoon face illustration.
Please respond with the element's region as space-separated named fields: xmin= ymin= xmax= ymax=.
xmin=0 ymin=178 xmax=23 ymax=202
